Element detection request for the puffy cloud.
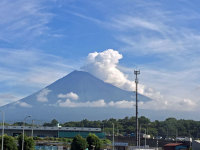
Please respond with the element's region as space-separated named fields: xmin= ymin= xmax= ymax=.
xmin=140 ymin=97 xmax=197 ymax=111
xmin=58 ymin=92 xmax=79 ymax=100
xmin=15 ymin=101 xmax=32 ymax=108
xmin=57 ymin=99 xmax=106 ymax=108
xmin=82 ymin=49 xmax=136 ymax=91
xmin=108 ymin=100 xmax=135 ymax=108
xmin=82 ymin=49 xmax=157 ymax=96
xmin=36 ymin=88 xmax=51 ymax=102
xmin=82 ymin=49 xmax=197 ymax=111
xmin=56 ymin=99 xmax=137 ymax=108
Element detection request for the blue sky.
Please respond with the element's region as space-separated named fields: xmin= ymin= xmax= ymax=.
xmin=1 ymin=0 xmax=200 ymax=119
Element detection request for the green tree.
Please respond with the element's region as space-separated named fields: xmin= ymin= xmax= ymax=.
xmin=71 ymin=135 xmax=88 ymax=150
xmin=0 ymin=135 xmax=17 ymax=150
xmin=43 ymin=119 xmax=58 ymax=127
xmin=86 ymin=134 xmax=101 ymax=150
xmin=18 ymin=134 xmax=35 ymax=150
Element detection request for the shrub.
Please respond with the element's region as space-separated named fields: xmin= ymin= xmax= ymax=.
xmin=0 ymin=135 xmax=17 ymax=150
xmin=86 ymin=134 xmax=101 ymax=150
xmin=71 ymin=135 xmax=88 ymax=150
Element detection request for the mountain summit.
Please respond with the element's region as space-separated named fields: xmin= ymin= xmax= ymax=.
xmin=1 ymin=70 xmax=151 ymax=121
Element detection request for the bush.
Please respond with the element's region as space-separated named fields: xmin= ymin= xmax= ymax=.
xmin=33 ymin=137 xmax=42 ymax=140
xmin=18 ymin=134 xmax=35 ymax=150
xmin=71 ymin=135 xmax=88 ymax=150
xmin=0 ymin=135 xmax=17 ymax=150
xmin=86 ymin=134 xmax=101 ymax=150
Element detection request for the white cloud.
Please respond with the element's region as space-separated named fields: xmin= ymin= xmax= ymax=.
xmin=0 ymin=0 xmax=54 ymax=41
xmin=112 ymin=16 xmax=161 ymax=32
xmin=0 ymin=93 xmax=21 ymax=106
xmin=108 ymin=100 xmax=135 ymax=108
xmin=36 ymin=88 xmax=51 ymax=102
xmin=140 ymin=97 xmax=197 ymax=112
xmin=82 ymin=49 xmax=135 ymax=91
xmin=82 ymin=49 xmax=199 ymax=112
xmin=0 ymin=49 xmax=75 ymax=88
xmin=57 ymin=99 xmax=106 ymax=108
xmin=58 ymin=92 xmax=79 ymax=100
xmin=15 ymin=101 xmax=32 ymax=108
xmin=55 ymin=97 xmax=197 ymax=112
xmin=82 ymin=49 xmax=154 ymax=96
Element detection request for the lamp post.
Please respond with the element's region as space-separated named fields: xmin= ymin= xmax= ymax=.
xmin=112 ymin=123 xmax=114 ymax=150
xmin=0 ymin=111 xmax=4 ymax=150
xmin=22 ymin=115 xmax=31 ymax=150
xmin=31 ymin=120 xmax=34 ymax=137
xmin=144 ymin=128 xmax=146 ymax=148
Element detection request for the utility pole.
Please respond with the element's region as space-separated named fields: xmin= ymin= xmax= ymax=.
xmin=22 ymin=115 xmax=31 ymax=150
xmin=112 ymin=123 xmax=114 ymax=150
xmin=0 ymin=111 xmax=4 ymax=150
xmin=31 ymin=120 xmax=34 ymax=137
xmin=134 ymin=70 xmax=140 ymax=147
xmin=144 ymin=128 xmax=146 ymax=148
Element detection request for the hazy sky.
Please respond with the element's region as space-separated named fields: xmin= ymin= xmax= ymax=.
xmin=0 ymin=0 xmax=200 ymax=119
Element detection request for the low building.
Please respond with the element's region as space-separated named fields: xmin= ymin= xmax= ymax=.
xmin=0 ymin=126 xmax=105 ymax=138
xmin=163 ymin=143 xmax=189 ymax=150
xmin=114 ymin=142 xmax=128 ymax=150
xmin=192 ymin=140 xmax=200 ymax=150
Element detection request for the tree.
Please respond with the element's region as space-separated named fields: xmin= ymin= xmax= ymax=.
xmin=43 ymin=119 xmax=58 ymax=127
xmin=86 ymin=134 xmax=101 ymax=150
xmin=18 ymin=134 xmax=35 ymax=150
xmin=71 ymin=135 xmax=88 ymax=150
xmin=0 ymin=135 xmax=17 ymax=150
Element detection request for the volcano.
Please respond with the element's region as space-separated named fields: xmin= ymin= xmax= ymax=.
xmin=1 ymin=70 xmax=151 ymax=122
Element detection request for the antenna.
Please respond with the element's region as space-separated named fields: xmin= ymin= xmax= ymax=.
xmin=134 ymin=69 xmax=140 ymax=147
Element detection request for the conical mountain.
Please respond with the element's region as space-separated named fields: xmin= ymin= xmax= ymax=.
xmin=1 ymin=70 xmax=151 ymax=121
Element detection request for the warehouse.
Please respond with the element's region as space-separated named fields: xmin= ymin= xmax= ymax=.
xmin=0 ymin=126 xmax=105 ymax=138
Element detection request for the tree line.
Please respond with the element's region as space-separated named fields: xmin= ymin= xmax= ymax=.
xmin=45 ymin=116 xmax=200 ymax=138
xmin=12 ymin=116 xmax=200 ymax=138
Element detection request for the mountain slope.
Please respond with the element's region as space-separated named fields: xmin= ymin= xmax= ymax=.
xmin=1 ymin=70 xmax=152 ymax=121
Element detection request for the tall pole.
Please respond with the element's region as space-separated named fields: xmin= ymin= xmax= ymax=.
xmin=112 ymin=123 xmax=114 ymax=150
xmin=31 ymin=120 xmax=34 ymax=137
xmin=134 ymin=70 xmax=140 ymax=147
xmin=0 ymin=111 xmax=4 ymax=150
xmin=22 ymin=116 xmax=31 ymax=150
xmin=144 ymin=128 xmax=146 ymax=148
xmin=139 ymin=125 xmax=141 ymax=149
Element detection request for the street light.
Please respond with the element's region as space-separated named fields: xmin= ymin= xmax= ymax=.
xmin=22 ymin=115 xmax=31 ymax=150
xmin=144 ymin=128 xmax=146 ymax=148
xmin=0 ymin=111 xmax=4 ymax=150
xmin=31 ymin=120 xmax=34 ymax=137
xmin=112 ymin=123 xmax=114 ymax=150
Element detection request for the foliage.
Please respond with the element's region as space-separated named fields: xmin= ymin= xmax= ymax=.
xmin=58 ymin=116 xmax=200 ymax=138
xmin=86 ymin=134 xmax=101 ymax=150
xmin=71 ymin=135 xmax=88 ymax=150
xmin=18 ymin=134 xmax=35 ymax=150
xmin=33 ymin=136 xmax=42 ymax=140
xmin=12 ymin=122 xmax=30 ymax=126
xmin=101 ymin=139 xmax=111 ymax=145
xmin=43 ymin=119 xmax=58 ymax=127
xmin=0 ymin=135 xmax=17 ymax=150
xmin=41 ymin=116 xmax=200 ymax=138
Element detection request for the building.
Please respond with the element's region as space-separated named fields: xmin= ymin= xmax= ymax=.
xmin=0 ymin=126 xmax=105 ymax=138
xmin=163 ymin=143 xmax=189 ymax=150
xmin=192 ymin=140 xmax=200 ymax=150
